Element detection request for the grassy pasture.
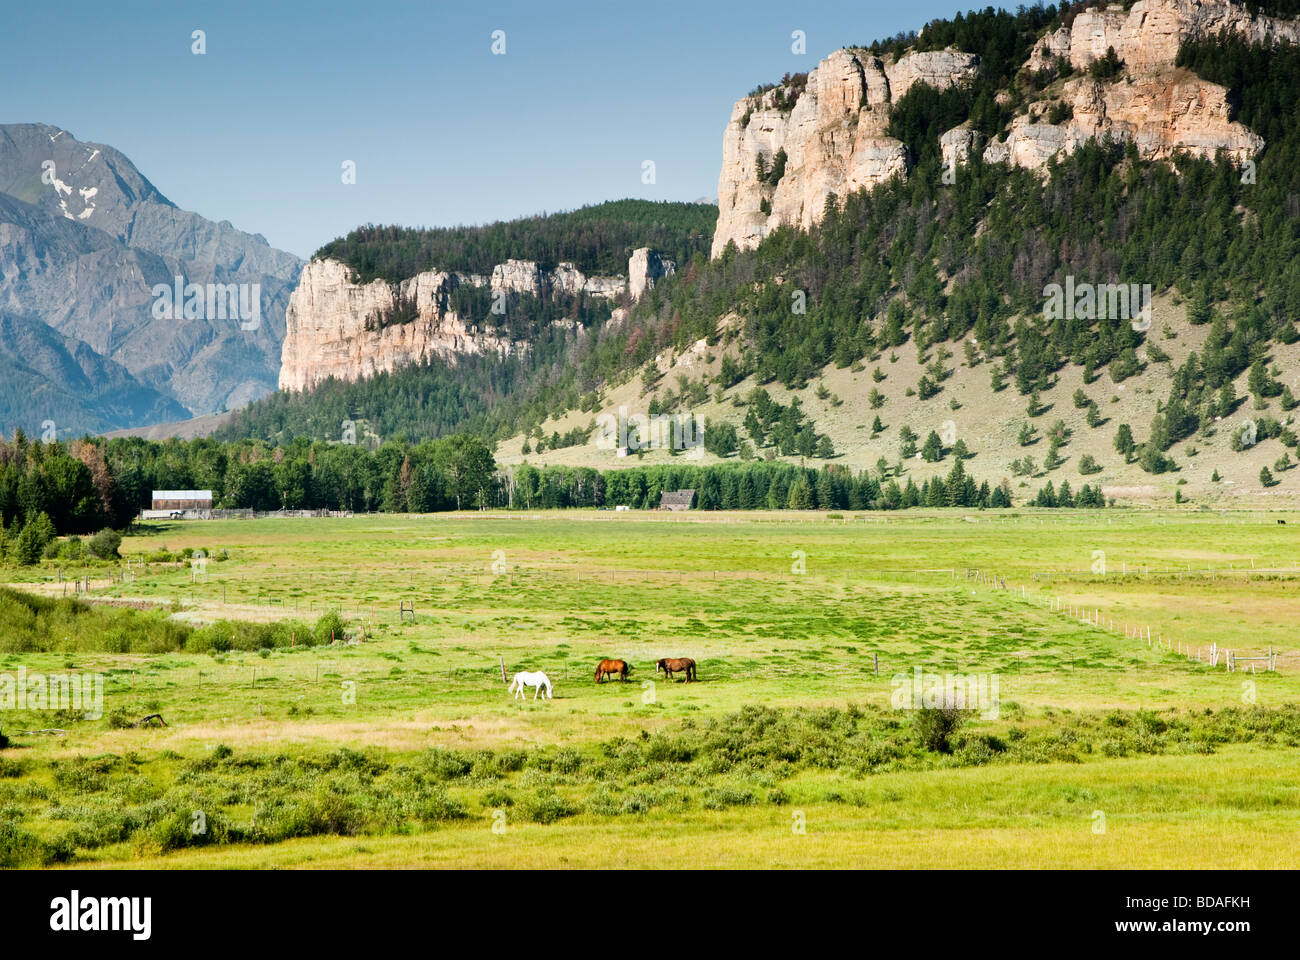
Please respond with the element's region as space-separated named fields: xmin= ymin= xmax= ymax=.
xmin=2 ymin=509 xmax=1299 ymax=868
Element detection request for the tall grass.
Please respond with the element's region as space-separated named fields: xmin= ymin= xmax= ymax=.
xmin=4 ymin=704 xmax=1297 ymax=864
xmin=0 ymin=587 xmax=343 ymax=654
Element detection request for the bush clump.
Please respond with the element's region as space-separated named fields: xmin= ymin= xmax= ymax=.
xmin=912 ymin=699 xmax=968 ymax=753
xmin=86 ymin=528 xmax=123 ymax=560
xmin=314 ymin=610 xmax=348 ymax=646
xmin=518 ymin=788 xmax=577 ymax=824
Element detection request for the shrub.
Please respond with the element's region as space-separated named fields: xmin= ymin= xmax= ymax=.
xmin=584 ymin=786 xmax=623 ymax=817
xmin=145 ymin=806 xmax=231 ymax=852
xmin=264 ymin=790 xmax=365 ymax=840
xmin=87 ymin=528 xmax=123 ymax=560
xmin=700 ymin=784 xmax=756 ymax=809
xmin=494 ymin=749 xmax=527 ymax=772
xmin=188 ymin=625 xmax=232 ymax=653
xmin=643 ymin=735 xmax=694 ymax=764
xmin=912 ymin=699 xmax=967 ymax=753
xmin=421 ymin=748 xmax=475 ymax=780
xmin=0 ymin=821 xmax=71 ymax=867
xmin=314 ymin=610 xmax=347 ymax=646
xmin=58 ymin=536 xmax=84 ymax=562
xmin=552 ymin=747 xmax=583 ymax=775
xmin=412 ymin=786 xmax=465 ymax=823
xmin=518 ymin=788 xmax=577 ymax=823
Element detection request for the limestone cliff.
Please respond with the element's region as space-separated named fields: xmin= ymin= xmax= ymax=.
xmin=628 ymin=248 xmax=675 ymax=299
xmin=280 ymin=248 xmax=671 ymax=392
xmin=713 ymin=0 xmax=1292 ymax=256
xmin=988 ymin=0 xmax=1289 ymax=171
xmin=711 ymin=48 xmax=979 ymax=255
xmin=279 ymin=259 xmax=506 ymax=392
xmin=1029 ymin=0 xmax=1300 ymax=74
xmin=984 ymin=70 xmax=1262 ymax=170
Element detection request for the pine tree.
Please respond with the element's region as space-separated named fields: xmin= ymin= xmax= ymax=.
xmin=1114 ymin=423 xmax=1135 ymax=460
xmin=922 ymin=431 xmax=944 ymax=462
xmin=788 ymin=477 xmax=813 ymax=509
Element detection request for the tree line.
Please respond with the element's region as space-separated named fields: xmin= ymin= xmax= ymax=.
xmin=315 ymin=199 xmax=716 ymax=283
xmin=0 ymin=429 xmax=1102 ymax=565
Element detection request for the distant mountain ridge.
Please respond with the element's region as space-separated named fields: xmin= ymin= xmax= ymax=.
xmin=0 ymin=123 xmax=302 ymax=434
xmin=0 ymin=312 xmax=189 ymax=438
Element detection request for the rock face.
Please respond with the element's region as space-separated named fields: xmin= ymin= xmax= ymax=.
xmin=1024 ymin=0 xmax=1300 ymax=74
xmin=884 ymin=50 xmax=985 ymax=101
xmin=1027 ymin=26 xmax=1074 ymax=73
xmin=281 ymin=251 xmax=665 ymax=392
xmin=628 ymin=247 xmax=675 ymax=299
xmin=1066 ymin=0 xmax=1300 ymax=73
xmin=711 ymin=1 xmax=1290 ymax=257
xmin=279 ymin=259 xmax=510 ymax=393
xmin=490 ymin=259 xmax=541 ymax=298
xmin=990 ymin=0 xmax=1291 ymax=171
xmin=940 ymin=125 xmax=985 ymax=173
xmin=711 ymin=48 xmax=979 ymax=255
xmin=986 ymin=72 xmax=1262 ymax=172
xmin=1002 ymin=0 xmax=1299 ymax=175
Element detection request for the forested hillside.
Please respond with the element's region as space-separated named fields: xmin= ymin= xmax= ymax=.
xmin=315 ymin=199 xmax=716 ymax=283
xmin=215 ymin=8 xmax=1300 ymax=498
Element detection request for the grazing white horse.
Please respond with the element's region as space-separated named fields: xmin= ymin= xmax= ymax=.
xmin=508 ymin=670 xmax=553 ymax=701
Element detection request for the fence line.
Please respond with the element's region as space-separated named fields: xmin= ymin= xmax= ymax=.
xmin=963 ymin=567 xmax=1281 ymax=673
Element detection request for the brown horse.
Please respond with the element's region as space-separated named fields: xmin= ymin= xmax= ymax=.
xmin=656 ymin=657 xmax=696 ymax=682
xmin=595 ymin=659 xmax=632 ymax=683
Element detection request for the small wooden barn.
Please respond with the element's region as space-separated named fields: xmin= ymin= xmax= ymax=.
xmin=659 ymin=489 xmax=696 ymax=511
xmin=151 ymin=490 xmax=213 ymax=511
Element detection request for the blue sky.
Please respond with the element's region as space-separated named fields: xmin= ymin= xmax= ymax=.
xmin=4 ymin=0 xmax=981 ymax=258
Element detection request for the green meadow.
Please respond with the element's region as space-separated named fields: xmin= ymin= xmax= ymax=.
xmin=1 ymin=510 xmax=1298 ymax=868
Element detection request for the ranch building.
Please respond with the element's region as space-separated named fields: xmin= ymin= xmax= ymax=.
xmin=143 ymin=490 xmax=214 ymax=518
xmin=151 ymin=490 xmax=213 ymax=511
xmin=659 ymin=489 xmax=696 ymax=511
